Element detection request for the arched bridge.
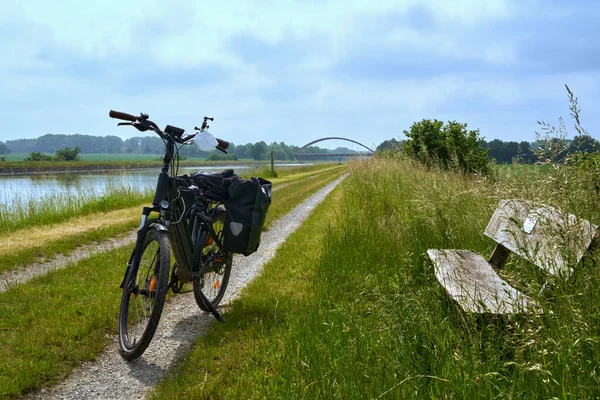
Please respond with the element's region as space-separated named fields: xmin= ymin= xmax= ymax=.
xmin=295 ymin=137 xmax=374 ymax=158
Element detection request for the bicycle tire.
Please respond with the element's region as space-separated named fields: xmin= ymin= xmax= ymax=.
xmin=118 ymin=227 xmax=170 ymax=361
xmin=193 ymin=208 xmax=233 ymax=312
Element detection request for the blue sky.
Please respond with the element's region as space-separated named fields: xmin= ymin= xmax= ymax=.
xmin=1 ymin=0 xmax=598 ymax=148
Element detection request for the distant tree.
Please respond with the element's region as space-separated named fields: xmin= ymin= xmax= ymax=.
xmin=516 ymin=141 xmax=536 ymax=164
xmin=25 ymin=151 xmax=53 ymax=161
xmin=206 ymin=152 xmax=239 ymax=161
xmin=251 ymin=141 xmax=267 ymax=160
xmin=227 ymin=142 xmax=237 ymax=155
xmin=376 ymin=139 xmax=402 ymax=152
xmin=569 ymin=134 xmax=600 ymax=154
xmin=235 ymin=144 xmax=249 ymax=159
xmin=143 ymin=144 xmax=152 ymax=154
xmin=403 ymin=119 xmax=490 ymax=175
xmin=0 ymin=142 xmax=10 ymax=154
xmin=54 ymin=146 xmax=81 ymax=161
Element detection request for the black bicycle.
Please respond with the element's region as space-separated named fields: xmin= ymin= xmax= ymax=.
xmin=109 ymin=110 xmax=235 ymax=360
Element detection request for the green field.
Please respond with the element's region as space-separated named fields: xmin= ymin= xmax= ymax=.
xmin=0 ymin=153 xmax=30 ymax=162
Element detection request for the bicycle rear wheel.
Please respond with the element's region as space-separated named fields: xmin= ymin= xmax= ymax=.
xmin=118 ymin=227 xmax=170 ymax=361
xmin=193 ymin=209 xmax=233 ymax=312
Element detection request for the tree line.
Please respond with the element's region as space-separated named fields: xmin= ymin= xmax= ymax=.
xmin=4 ymin=129 xmax=597 ymax=164
xmin=1 ymin=134 xmax=359 ymax=161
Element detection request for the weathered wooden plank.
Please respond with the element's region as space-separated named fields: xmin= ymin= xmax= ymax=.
xmin=427 ymin=249 xmax=535 ymax=314
xmin=484 ymin=200 xmax=598 ymax=276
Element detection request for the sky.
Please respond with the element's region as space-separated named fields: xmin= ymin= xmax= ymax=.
xmin=0 ymin=0 xmax=598 ymax=149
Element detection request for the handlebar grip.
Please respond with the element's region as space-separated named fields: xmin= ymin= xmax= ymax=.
xmin=216 ymin=138 xmax=229 ymax=150
xmin=109 ymin=110 xmax=137 ymax=122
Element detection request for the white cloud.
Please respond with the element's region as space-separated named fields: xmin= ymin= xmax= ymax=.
xmin=1 ymin=0 xmax=599 ymax=147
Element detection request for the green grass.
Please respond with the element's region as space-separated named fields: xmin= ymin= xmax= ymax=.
xmin=0 ymin=184 xmax=153 ymax=235
xmin=0 ymin=217 xmax=140 ymax=275
xmin=0 ymin=153 xmax=30 ymax=162
xmin=0 ymin=165 xmax=346 ymax=398
xmin=264 ymin=165 xmax=346 ymax=226
xmin=151 ymin=156 xmax=600 ymax=399
xmin=0 ymin=247 xmax=128 ymax=398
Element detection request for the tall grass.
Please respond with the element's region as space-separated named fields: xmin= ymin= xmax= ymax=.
xmin=0 ymin=183 xmax=153 ymax=235
xmin=288 ymin=157 xmax=600 ymax=398
xmin=152 ymin=156 xmax=600 ymax=398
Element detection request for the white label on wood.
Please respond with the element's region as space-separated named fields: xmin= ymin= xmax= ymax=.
xmin=523 ymin=214 xmax=538 ymax=234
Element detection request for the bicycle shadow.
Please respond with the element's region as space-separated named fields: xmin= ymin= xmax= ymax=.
xmin=124 ymin=298 xmax=223 ymax=384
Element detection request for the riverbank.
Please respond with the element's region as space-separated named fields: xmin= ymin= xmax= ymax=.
xmin=0 ymin=159 xmax=316 ymax=176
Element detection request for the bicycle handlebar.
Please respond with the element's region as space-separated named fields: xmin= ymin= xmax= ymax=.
xmin=109 ymin=110 xmax=228 ymax=151
xmin=109 ymin=110 xmax=137 ymax=122
xmin=216 ymin=138 xmax=229 ymax=150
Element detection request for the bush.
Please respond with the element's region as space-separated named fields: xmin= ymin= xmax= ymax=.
xmin=403 ymin=119 xmax=491 ymax=175
xmin=24 ymin=151 xmax=53 ymax=161
xmin=54 ymin=146 xmax=81 ymax=161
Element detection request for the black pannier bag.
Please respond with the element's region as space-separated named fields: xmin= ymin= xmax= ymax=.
xmin=190 ymin=169 xmax=239 ymax=202
xmin=224 ymin=177 xmax=272 ymax=256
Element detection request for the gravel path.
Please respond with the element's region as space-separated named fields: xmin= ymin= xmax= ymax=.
xmin=0 ymin=233 xmax=138 ymax=293
xmin=25 ymin=174 xmax=347 ymax=400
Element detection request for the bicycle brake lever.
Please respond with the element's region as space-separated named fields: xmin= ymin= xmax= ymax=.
xmin=117 ymin=122 xmax=133 ymax=126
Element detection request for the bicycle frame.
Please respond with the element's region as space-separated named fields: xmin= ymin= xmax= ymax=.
xmin=121 ymin=135 xmax=224 ymax=289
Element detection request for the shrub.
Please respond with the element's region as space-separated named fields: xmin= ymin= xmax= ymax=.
xmin=24 ymin=151 xmax=53 ymax=161
xmin=54 ymin=146 xmax=81 ymax=161
xmin=402 ymin=119 xmax=491 ymax=175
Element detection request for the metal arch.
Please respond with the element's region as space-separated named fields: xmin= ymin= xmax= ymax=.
xmin=298 ymin=137 xmax=374 ymax=153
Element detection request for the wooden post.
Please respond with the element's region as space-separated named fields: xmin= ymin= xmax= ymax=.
xmin=270 ymin=151 xmax=275 ymax=175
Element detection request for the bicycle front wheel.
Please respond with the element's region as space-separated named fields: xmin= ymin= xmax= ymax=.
xmin=118 ymin=227 xmax=170 ymax=361
xmin=193 ymin=209 xmax=233 ymax=312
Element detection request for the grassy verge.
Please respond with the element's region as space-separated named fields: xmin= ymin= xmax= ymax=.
xmin=151 ymin=157 xmax=600 ymax=399
xmin=0 ymin=247 xmax=128 ymax=397
xmin=0 ymin=206 xmax=144 ymax=275
xmin=0 ymin=185 xmax=153 ymax=235
xmin=264 ymin=165 xmax=346 ymax=226
xmin=0 ymin=165 xmax=346 ymax=398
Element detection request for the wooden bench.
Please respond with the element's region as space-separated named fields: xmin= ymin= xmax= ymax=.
xmin=427 ymin=199 xmax=598 ymax=314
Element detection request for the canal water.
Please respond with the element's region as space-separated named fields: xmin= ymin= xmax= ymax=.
xmin=0 ymin=164 xmax=304 ymax=210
